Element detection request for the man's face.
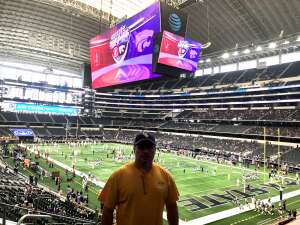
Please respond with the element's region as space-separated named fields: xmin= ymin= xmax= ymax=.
xmin=134 ymin=142 xmax=156 ymax=166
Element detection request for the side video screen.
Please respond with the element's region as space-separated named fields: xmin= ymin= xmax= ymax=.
xmin=158 ymin=31 xmax=202 ymax=72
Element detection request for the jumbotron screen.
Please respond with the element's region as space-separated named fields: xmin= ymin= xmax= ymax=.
xmin=158 ymin=31 xmax=202 ymax=72
xmin=90 ymin=2 xmax=161 ymax=89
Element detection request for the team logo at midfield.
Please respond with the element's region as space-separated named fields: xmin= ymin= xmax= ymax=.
xmin=177 ymin=40 xmax=189 ymax=58
xmin=110 ymin=25 xmax=131 ymax=64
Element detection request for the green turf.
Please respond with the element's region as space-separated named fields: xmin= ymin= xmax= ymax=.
xmin=6 ymin=142 xmax=300 ymax=224
xmin=207 ymin=195 xmax=300 ymax=225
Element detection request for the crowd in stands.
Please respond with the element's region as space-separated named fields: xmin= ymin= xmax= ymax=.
xmin=177 ymin=108 xmax=300 ymax=122
xmin=102 ymin=130 xmax=300 ymax=169
xmin=0 ymin=148 xmax=97 ymax=225
xmin=1 ymin=107 xmax=300 ymax=140
xmin=159 ymin=121 xmax=300 ymax=137
xmin=161 ymin=121 xmax=215 ymax=131
xmin=247 ymin=126 xmax=300 ymax=137
xmin=126 ymin=61 xmax=300 ymax=91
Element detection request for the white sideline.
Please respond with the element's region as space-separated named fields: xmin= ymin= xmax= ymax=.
xmin=38 ymin=154 xmax=187 ymax=223
xmin=25 ymin=146 xmax=187 ymax=224
xmin=25 ymin=145 xmax=106 ymax=188
xmin=174 ymin=153 xmax=296 ymax=181
xmin=48 ymin=155 xmax=106 ymax=188
xmin=24 ymin=145 xmax=299 ymax=225
xmin=185 ymin=189 xmax=300 ymax=225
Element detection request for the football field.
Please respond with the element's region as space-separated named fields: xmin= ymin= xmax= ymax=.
xmin=28 ymin=142 xmax=299 ymax=223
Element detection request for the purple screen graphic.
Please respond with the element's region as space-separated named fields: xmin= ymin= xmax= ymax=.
xmin=158 ymin=31 xmax=202 ymax=72
xmin=90 ymin=2 xmax=161 ymax=89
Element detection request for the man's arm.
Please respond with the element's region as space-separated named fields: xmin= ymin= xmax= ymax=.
xmin=101 ymin=207 xmax=114 ymax=225
xmin=98 ymin=171 xmax=118 ymax=225
xmin=166 ymin=202 xmax=179 ymax=225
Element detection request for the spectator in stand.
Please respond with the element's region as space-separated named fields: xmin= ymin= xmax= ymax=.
xmin=34 ymin=176 xmax=38 ymax=186
xmin=99 ymin=133 xmax=179 ymax=225
xmin=14 ymin=164 xmax=18 ymax=173
xmin=76 ymin=192 xmax=82 ymax=204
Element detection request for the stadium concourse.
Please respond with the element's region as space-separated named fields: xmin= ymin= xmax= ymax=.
xmin=1 ymin=0 xmax=300 ymax=225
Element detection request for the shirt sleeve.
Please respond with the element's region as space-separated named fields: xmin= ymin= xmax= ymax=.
xmin=99 ymin=172 xmax=118 ymax=209
xmin=166 ymin=172 xmax=179 ymax=204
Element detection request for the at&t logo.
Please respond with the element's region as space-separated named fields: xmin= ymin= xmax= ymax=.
xmin=168 ymin=13 xmax=182 ymax=32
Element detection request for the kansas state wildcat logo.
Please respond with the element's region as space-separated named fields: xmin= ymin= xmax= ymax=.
xmin=110 ymin=25 xmax=130 ymax=64
xmin=177 ymin=40 xmax=189 ymax=58
xmin=189 ymin=49 xmax=198 ymax=59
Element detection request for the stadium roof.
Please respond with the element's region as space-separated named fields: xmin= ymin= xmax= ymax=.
xmin=76 ymin=0 xmax=156 ymax=19
xmin=180 ymin=0 xmax=300 ymax=54
xmin=78 ymin=0 xmax=300 ymax=54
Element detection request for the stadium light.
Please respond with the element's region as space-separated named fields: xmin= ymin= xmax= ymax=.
xmin=221 ymin=52 xmax=230 ymax=59
xmin=206 ymin=58 xmax=211 ymax=63
xmin=233 ymin=51 xmax=239 ymax=56
xmin=282 ymin=40 xmax=290 ymax=45
xmin=202 ymin=42 xmax=212 ymax=49
xmin=268 ymin=42 xmax=277 ymax=49
xmin=199 ymin=59 xmax=204 ymax=63
xmin=255 ymin=46 xmax=262 ymax=52
xmin=243 ymin=48 xmax=251 ymax=54
xmin=296 ymin=36 xmax=300 ymax=42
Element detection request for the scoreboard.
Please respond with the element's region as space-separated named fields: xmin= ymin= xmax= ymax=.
xmin=90 ymin=2 xmax=201 ymax=89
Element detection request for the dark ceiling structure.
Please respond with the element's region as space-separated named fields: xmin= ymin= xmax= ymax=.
xmin=0 ymin=0 xmax=299 ymax=74
xmin=182 ymin=0 xmax=300 ymax=54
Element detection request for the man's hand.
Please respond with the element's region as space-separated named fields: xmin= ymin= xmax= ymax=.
xmin=166 ymin=202 xmax=179 ymax=225
xmin=101 ymin=206 xmax=114 ymax=225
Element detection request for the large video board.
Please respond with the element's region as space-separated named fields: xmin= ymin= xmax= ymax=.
xmin=90 ymin=2 xmax=161 ymax=89
xmin=158 ymin=31 xmax=202 ymax=72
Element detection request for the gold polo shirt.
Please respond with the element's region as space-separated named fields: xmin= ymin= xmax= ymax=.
xmin=99 ymin=162 xmax=179 ymax=225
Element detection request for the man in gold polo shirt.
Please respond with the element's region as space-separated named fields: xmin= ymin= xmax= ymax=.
xmin=99 ymin=132 xmax=179 ymax=225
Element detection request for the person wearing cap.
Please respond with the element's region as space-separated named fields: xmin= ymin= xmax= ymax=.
xmin=99 ymin=132 xmax=179 ymax=225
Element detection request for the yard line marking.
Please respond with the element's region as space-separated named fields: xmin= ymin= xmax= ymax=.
xmin=185 ymin=189 xmax=300 ymax=225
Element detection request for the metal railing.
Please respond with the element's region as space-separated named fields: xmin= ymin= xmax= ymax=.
xmin=17 ymin=214 xmax=52 ymax=225
xmin=0 ymin=202 xmax=98 ymax=225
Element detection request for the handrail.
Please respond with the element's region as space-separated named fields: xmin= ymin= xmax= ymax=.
xmin=17 ymin=214 xmax=52 ymax=225
xmin=0 ymin=202 xmax=97 ymax=224
xmin=0 ymin=162 xmax=95 ymax=215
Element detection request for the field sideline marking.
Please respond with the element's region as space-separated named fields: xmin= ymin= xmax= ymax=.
xmin=24 ymin=145 xmax=106 ymax=188
xmin=179 ymin=181 xmax=264 ymax=199
xmin=232 ymin=198 xmax=300 ymax=225
xmin=164 ymin=152 xmax=296 ymax=181
xmin=39 ymin=144 xmax=296 ymax=180
xmin=24 ymin=144 xmax=298 ymax=225
xmin=25 ymin=144 xmax=187 ymax=224
xmin=185 ymin=189 xmax=300 ymax=225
